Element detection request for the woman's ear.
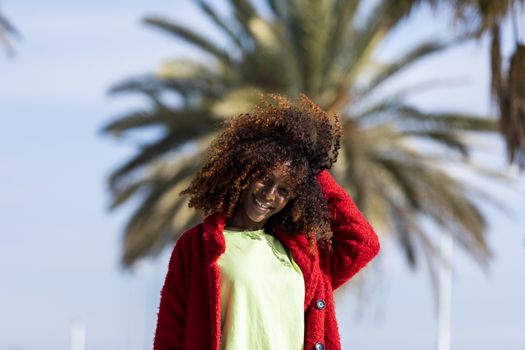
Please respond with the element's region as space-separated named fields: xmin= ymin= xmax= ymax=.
xmin=291 ymin=202 xmax=300 ymax=222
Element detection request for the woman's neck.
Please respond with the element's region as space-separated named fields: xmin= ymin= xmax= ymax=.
xmin=224 ymin=211 xmax=267 ymax=231
xmin=224 ymin=224 xmax=265 ymax=231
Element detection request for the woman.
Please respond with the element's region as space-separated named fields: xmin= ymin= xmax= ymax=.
xmin=153 ymin=94 xmax=381 ymax=350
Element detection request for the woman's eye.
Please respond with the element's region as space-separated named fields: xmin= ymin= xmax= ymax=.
xmin=279 ymin=187 xmax=289 ymax=195
xmin=261 ymin=178 xmax=272 ymax=185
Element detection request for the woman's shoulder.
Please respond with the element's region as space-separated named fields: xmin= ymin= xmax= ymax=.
xmin=173 ymin=211 xmax=226 ymax=255
xmin=176 ymin=221 xmax=205 ymax=246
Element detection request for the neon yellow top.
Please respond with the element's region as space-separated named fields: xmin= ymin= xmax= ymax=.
xmin=218 ymin=228 xmax=305 ymax=350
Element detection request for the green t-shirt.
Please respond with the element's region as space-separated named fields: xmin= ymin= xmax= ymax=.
xmin=218 ymin=228 xmax=305 ymax=350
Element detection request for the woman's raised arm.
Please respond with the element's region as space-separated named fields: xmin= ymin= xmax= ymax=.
xmin=316 ymin=169 xmax=381 ymax=290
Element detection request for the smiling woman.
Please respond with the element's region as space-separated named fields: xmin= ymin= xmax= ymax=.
xmin=153 ymin=93 xmax=381 ymax=350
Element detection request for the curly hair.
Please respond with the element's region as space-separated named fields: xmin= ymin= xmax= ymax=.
xmin=179 ymin=93 xmax=343 ymax=243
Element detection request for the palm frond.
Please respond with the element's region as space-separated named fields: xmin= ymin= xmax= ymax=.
xmin=402 ymin=130 xmax=470 ymax=156
xmin=359 ymin=40 xmax=457 ymax=97
xmin=324 ymin=1 xmax=408 ymax=110
xmin=0 ymin=10 xmax=20 ymax=57
xmin=106 ymin=109 xmax=220 ymax=192
xmin=209 ymin=87 xmax=261 ymax=118
xmin=389 ymin=200 xmax=419 ymax=268
xmin=321 ymin=0 xmax=360 ymax=80
xmin=101 ymin=110 xmax=171 ymax=136
xmin=373 ymin=152 xmax=427 ymax=206
xmin=355 ymin=102 xmax=498 ymax=134
xmin=227 ymin=0 xmax=258 ymax=38
xmin=195 ymin=0 xmax=244 ymax=51
xmin=503 ymin=44 xmax=525 ymax=168
xmin=121 ymin=156 xmax=205 ymax=266
xmin=490 ymin=24 xmax=504 ymax=105
xmin=285 ymin=0 xmax=332 ymax=95
xmin=143 ymin=16 xmax=232 ymax=65
xmin=265 ymin=0 xmax=286 ymax=19
xmin=241 ymin=17 xmax=302 ymax=91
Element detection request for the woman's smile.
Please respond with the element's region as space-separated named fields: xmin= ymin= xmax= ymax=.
xmin=252 ymin=194 xmax=273 ymax=212
xmin=248 ymin=194 xmax=272 ymax=217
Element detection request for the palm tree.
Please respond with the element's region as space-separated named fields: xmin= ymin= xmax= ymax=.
xmin=415 ymin=0 xmax=525 ymax=169
xmin=102 ymin=0 xmax=504 ymax=302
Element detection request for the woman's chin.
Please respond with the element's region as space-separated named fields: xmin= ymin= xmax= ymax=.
xmin=245 ymin=204 xmax=272 ymax=223
xmin=246 ymin=210 xmax=268 ymax=223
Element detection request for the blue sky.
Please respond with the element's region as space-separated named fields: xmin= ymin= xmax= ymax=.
xmin=1 ymin=1 xmax=524 ymax=349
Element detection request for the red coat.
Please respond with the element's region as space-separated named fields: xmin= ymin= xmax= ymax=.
xmin=153 ymin=169 xmax=381 ymax=350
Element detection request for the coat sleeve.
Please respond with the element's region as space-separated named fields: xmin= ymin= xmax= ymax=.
xmin=153 ymin=235 xmax=189 ymax=349
xmin=316 ymin=169 xmax=381 ymax=290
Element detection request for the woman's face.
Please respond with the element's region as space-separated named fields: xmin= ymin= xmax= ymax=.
xmin=228 ymin=162 xmax=294 ymax=230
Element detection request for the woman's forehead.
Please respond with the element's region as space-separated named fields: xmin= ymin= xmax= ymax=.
xmin=266 ymin=162 xmax=296 ymax=182
xmin=271 ymin=164 xmax=290 ymax=176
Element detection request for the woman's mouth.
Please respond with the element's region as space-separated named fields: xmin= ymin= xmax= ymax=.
xmin=252 ymin=195 xmax=272 ymax=213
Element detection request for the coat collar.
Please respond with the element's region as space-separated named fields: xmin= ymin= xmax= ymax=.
xmin=201 ymin=211 xmax=320 ymax=310
xmin=202 ymin=211 xmax=227 ymax=263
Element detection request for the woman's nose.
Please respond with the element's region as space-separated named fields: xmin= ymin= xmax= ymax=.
xmin=261 ymin=185 xmax=277 ymax=201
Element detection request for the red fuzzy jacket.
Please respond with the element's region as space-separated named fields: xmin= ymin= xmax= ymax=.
xmin=153 ymin=169 xmax=381 ymax=350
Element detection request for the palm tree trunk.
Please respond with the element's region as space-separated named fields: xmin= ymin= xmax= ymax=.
xmin=437 ymin=231 xmax=453 ymax=350
xmin=70 ymin=320 xmax=86 ymax=350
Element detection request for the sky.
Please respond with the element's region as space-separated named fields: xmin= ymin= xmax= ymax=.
xmin=0 ymin=1 xmax=524 ymax=350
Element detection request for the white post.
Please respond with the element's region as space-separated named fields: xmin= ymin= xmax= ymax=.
xmin=437 ymin=231 xmax=453 ymax=350
xmin=70 ymin=320 xmax=86 ymax=350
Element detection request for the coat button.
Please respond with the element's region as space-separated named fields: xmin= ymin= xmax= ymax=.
xmin=314 ymin=342 xmax=324 ymax=350
xmin=316 ymin=299 xmax=326 ymax=309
